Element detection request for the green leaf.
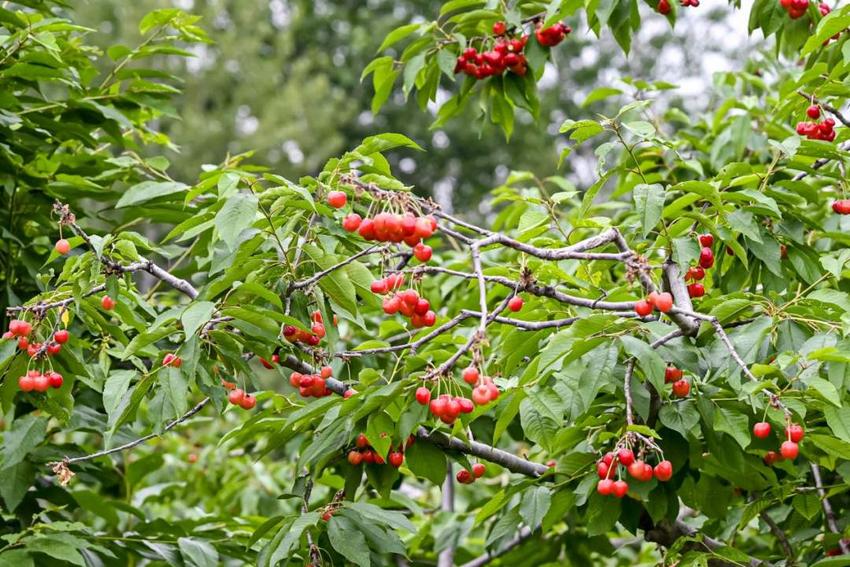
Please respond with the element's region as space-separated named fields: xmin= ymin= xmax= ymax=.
xmin=103 ymin=370 xmax=135 ymax=422
xmin=519 ymin=486 xmax=551 ymax=529
xmin=825 ymin=406 xmax=850 ymax=443
xmin=181 ymin=301 xmax=216 ymax=338
xmin=378 ymin=23 xmax=422 ymax=52
xmin=328 ymin=515 xmax=371 ymax=567
xmin=658 ymin=401 xmax=700 ymax=438
xmin=2 ymin=414 xmax=47 ymax=468
xmin=116 ymin=180 xmax=188 ymax=208
xmin=0 ymin=461 xmax=33 ymax=512
xmin=633 ymin=183 xmax=665 ymax=237
xmin=804 ymin=376 xmax=842 ymax=407
xmin=215 ymin=192 xmax=258 ymax=250
xmin=405 ymin=439 xmax=447 ymax=486
xmin=349 ymin=502 xmax=415 ymax=532
xmin=178 ymin=537 xmax=219 ymax=567
xmin=714 ymin=407 xmax=750 ymax=449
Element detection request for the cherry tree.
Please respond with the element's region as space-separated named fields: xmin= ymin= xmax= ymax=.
xmin=2 ymin=1 xmax=850 ymax=566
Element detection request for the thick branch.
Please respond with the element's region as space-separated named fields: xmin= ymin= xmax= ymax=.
xmin=459 ymin=526 xmax=533 ymax=567
xmin=437 ymin=462 xmax=456 ymax=567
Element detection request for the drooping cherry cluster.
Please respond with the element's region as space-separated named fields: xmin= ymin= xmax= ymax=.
xmin=657 ymin=0 xmax=699 ymax=15
xmin=456 ymin=463 xmax=486 ymax=484
xmin=3 ymin=319 xmax=70 ymax=359
xmin=685 ymin=233 xmax=715 ymax=298
xmin=283 ymin=311 xmax=328 ymax=346
xmin=797 ymin=104 xmax=837 ymax=141
xmin=346 ymin=433 xmax=412 ymax=468
xmin=753 ymin=420 xmax=804 ymax=463
xmin=343 ymin=210 xmax=437 ymax=250
xmin=595 ymin=447 xmax=673 ymax=498
xmin=414 ymin=366 xmax=501 ymax=425
xmin=17 ymin=369 xmax=63 ymax=392
xmin=665 ymin=365 xmax=690 ymax=398
xmin=223 ymin=381 xmax=257 ymax=410
xmin=289 ymin=365 xmax=334 ymax=398
xmin=372 ymin=275 xmax=437 ymax=328
xmin=780 ymin=0 xmax=830 ymax=19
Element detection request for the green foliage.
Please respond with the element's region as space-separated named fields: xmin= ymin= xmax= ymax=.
xmin=2 ymin=1 xmax=850 ymax=566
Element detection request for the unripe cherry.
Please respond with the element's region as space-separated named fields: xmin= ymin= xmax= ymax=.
xmin=54 ymin=239 xmax=71 ymax=255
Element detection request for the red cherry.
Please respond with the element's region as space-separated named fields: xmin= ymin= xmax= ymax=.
xmin=389 ymin=451 xmax=404 ymax=468
xmin=780 ymin=440 xmax=799 ymax=460
xmin=400 ymin=289 xmax=419 ymax=305
xmin=53 ymin=330 xmax=70 ymax=344
xmin=492 ymin=21 xmax=506 ymax=35
xmin=617 ymin=448 xmax=635 ymax=466
xmin=764 ymin=450 xmax=781 ymax=465
xmin=358 ymin=218 xmax=376 ymax=240
xmin=698 ymin=234 xmax=714 ymax=247
xmin=832 ymin=200 xmax=850 ymax=214
xmin=27 ymin=342 xmax=40 ymax=358
xmin=322 ymin=510 xmax=334 ymax=521
xmin=356 ymin=433 xmax=369 ymax=449
xmin=163 ymin=353 xmax=182 ymax=368
xmin=654 ymin=460 xmax=673 ymax=481
xmin=101 ymin=295 xmax=116 ymax=310
xmin=596 ymin=461 xmax=609 ymax=479
xmin=414 ymin=217 xmax=434 ymax=238
xmin=54 ymin=239 xmax=71 ymax=255
xmin=698 ymin=247 xmax=714 ymax=269
xmin=462 ymin=366 xmax=479 ymax=385
xmin=18 ymin=374 xmax=35 ymax=392
xmin=472 ymin=384 xmax=491 ymax=405
xmin=686 ymin=266 xmax=705 ymax=281
xmin=672 ymin=379 xmax=690 ymax=398
xmin=472 ymin=463 xmax=486 ymax=478
xmin=320 ymin=366 xmax=333 ymax=379
xmin=33 ymin=373 xmax=50 ymax=393
xmin=508 ymin=296 xmax=524 ymax=312
xmin=654 ymin=292 xmax=674 ymax=313
xmin=687 ymin=283 xmax=705 ymax=298
xmin=786 ymin=423 xmax=804 ymax=443
xmin=327 ymin=191 xmax=347 ymax=208
xmin=348 ymin=450 xmax=363 ymax=465
xmin=612 ymin=480 xmax=629 ymax=498
xmin=413 ymin=298 xmax=430 ymax=316
xmin=422 ymin=310 xmax=436 ymax=327
xmin=753 ymin=422 xmax=771 ymax=439
xmin=342 ymin=213 xmax=362 ymax=232
xmin=228 ymin=388 xmax=245 ymax=405
xmin=627 ymin=460 xmax=646 ymax=480
xmin=642 ymin=463 xmax=654 ymax=481
xmin=601 ymin=452 xmax=614 ymax=466
xmin=2 ymin=331 xmax=12 ymax=339
xmin=46 ymin=342 xmax=61 ymax=356
xmin=362 ymin=450 xmax=375 ymax=464
xmin=311 ymin=322 xmax=325 ymax=338
xmin=597 ymin=479 xmax=614 ymax=495
xmin=634 ymin=299 xmax=653 ymax=317
xmin=9 ymin=320 xmax=32 ymax=336
xmin=17 ymin=337 xmax=28 ymax=350
xmin=413 ymin=243 xmax=432 ymax=262
xmin=457 ymin=397 xmax=474 ymax=414
xmin=807 ymin=105 xmax=821 ymax=119
xmin=47 ymin=371 xmax=63 ymax=389
xmin=415 ymin=386 xmax=431 ymax=405
xmin=658 ymin=0 xmax=671 ymax=13
xmin=343 ymin=389 xmax=356 ymax=399
xmin=240 ymin=394 xmax=257 ymax=410
xmin=456 ymin=469 xmax=473 ymax=484
xmin=665 ymin=366 xmax=683 ymax=383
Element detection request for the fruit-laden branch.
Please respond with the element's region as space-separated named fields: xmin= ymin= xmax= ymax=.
xmin=624 ymin=329 xmax=685 ymax=425
xmin=6 ymin=283 xmax=107 ymax=315
xmin=644 ymin=519 xmax=770 ymax=567
xmin=792 ymin=140 xmax=850 ymax=181
xmin=798 ymin=90 xmax=850 ymax=128
xmin=811 ymin=463 xmax=850 ymax=555
xmin=458 ymin=526 xmax=533 ymax=567
xmin=289 ymin=244 xmax=388 ymax=291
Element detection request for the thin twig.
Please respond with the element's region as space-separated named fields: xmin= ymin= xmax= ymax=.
xmin=759 ymin=511 xmax=795 ymax=563
xmin=811 ymin=463 xmax=850 ymax=555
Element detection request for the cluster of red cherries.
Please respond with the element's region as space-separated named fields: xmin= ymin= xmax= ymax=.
xmin=17 ymin=369 xmax=64 ymax=392
xmin=372 ymin=275 xmax=437 ymax=328
xmin=456 ymin=462 xmax=486 ymax=484
xmin=685 ymin=233 xmax=715 ymax=298
xmin=596 ymin=448 xmax=674 ymax=497
xmin=414 ymin=366 xmax=501 ymax=424
xmin=283 ymin=311 xmax=328 ymax=346
xmin=753 ymin=420 xmax=804 ymax=463
xmin=4 ymin=319 xmax=70 ymax=360
xmin=633 ymin=290 xmax=674 ymax=317
xmin=222 ymin=380 xmax=257 ymax=410
xmin=289 ymin=365 xmax=335 ymax=399
xmin=346 ymin=433 xmax=412 ymax=468
xmin=665 ymin=365 xmax=690 ymax=398
xmin=780 ymin=0 xmax=829 ymax=19
xmin=797 ymin=105 xmax=836 ymax=141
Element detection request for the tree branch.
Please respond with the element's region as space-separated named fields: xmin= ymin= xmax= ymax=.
xmin=458 ymin=526 xmax=533 ymax=567
xmin=437 ymin=461 xmax=456 ymax=567
xmin=759 ymin=511 xmax=795 ymax=563
xmin=811 ymin=463 xmax=850 ymax=555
